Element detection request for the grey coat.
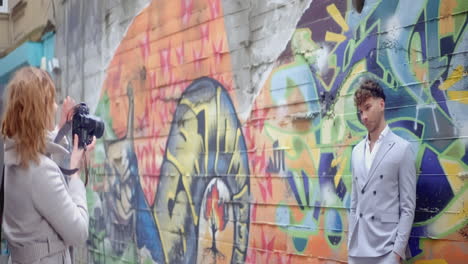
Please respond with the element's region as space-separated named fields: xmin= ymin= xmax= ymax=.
xmin=348 ymin=130 xmax=416 ymax=259
xmin=2 ymin=133 xmax=88 ymax=264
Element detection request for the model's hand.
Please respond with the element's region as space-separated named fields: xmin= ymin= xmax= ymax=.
xmin=59 ymin=96 xmax=76 ymax=129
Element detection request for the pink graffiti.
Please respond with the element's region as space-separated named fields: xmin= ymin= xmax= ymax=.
xmin=176 ymin=42 xmax=185 ymax=65
xmin=193 ymin=46 xmax=203 ymax=71
xmin=181 ymin=0 xmax=194 ymax=25
xmin=139 ymin=30 xmax=151 ymax=64
xmin=212 ymin=38 xmax=223 ymax=65
xmin=200 ymin=24 xmax=210 ymax=49
xmin=208 ymin=0 xmax=220 ymax=19
xmin=159 ymin=43 xmax=173 ymax=84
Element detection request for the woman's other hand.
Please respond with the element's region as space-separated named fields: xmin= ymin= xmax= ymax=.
xmin=70 ymin=134 xmax=84 ymax=170
xmin=59 ymin=96 xmax=76 ymax=129
xmin=70 ymin=135 xmax=97 ymax=170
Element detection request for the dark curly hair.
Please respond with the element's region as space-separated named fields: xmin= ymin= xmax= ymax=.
xmin=354 ymin=79 xmax=386 ymax=107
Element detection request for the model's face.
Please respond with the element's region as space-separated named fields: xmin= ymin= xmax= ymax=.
xmin=358 ymin=97 xmax=385 ymax=133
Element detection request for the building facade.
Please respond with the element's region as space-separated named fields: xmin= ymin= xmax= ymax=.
xmin=0 ymin=0 xmax=56 ymax=91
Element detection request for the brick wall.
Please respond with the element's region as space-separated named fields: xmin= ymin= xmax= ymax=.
xmin=54 ymin=0 xmax=468 ymax=263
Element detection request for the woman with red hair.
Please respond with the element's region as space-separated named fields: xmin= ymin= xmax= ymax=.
xmin=1 ymin=66 xmax=94 ymax=263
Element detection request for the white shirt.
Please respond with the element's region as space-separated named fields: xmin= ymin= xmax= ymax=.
xmin=364 ymin=125 xmax=390 ymax=173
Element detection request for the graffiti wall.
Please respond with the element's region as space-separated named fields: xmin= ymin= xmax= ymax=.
xmin=87 ymin=0 xmax=467 ymax=263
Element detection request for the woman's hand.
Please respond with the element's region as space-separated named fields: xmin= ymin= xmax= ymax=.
xmin=85 ymin=136 xmax=97 ymax=160
xmin=70 ymin=134 xmax=84 ymax=170
xmin=59 ymin=96 xmax=76 ymax=129
xmin=69 ymin=134 xmax=96 ymax=170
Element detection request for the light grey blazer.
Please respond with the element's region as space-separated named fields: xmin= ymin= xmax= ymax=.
xmin=2 ymin=133 xmax=88 ymax=264
xmin=348 ymin=130 xmax=416 ymax=259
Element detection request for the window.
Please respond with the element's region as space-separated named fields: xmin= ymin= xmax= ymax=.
xmin=0 ymin=0 xmax=8 ymax=13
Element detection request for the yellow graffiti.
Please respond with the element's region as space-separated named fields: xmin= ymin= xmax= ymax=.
xmin=166 ymin=148 xmax=200 ymax=225
xmin=226 ymin=129 xmax=241 ymax=175
xmin=440 ymin=158 xmax=466 ymax=193
xmin=332 ymin=155 xmax=348 ymax=187
xmin=326 ymin=4 xmax=349 ymax=32
xmin=325 ymin=31 xmax=347 ymax=43
xmin=439 ymin=65 xmax=465 ymax=90
xmin=447 ymin=91 xmax=468 ymax=104
xmin=232 ymin=184 xmax=249 ymax=200
xmin=264 ymin=124 xmax=319 ymax=170
xmin=340 ymin=59 xmax=367 ymax=95
xmin=325 ymin=4 xmax=349 ymax=44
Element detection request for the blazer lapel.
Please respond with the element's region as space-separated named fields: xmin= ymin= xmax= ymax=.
xmin=362 ymin=132 xmax=395 ymax=190
xmin=355 ymin=141 xmax=366 ymax=190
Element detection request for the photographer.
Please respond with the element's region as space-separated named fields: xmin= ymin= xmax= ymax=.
xmin=1 ymin=67 xmax=95 ymax=263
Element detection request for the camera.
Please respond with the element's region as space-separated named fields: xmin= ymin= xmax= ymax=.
xmin=72 ymin=103 xmax=105 ymax=148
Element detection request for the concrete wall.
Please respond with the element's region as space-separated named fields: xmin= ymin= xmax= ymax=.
xmin=53 ymin=0 xmax=151 ymax=109
xmin=53 ymin=0 xmax=468 ymax=263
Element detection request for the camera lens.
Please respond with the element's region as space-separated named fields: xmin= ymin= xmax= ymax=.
xmin=94 ymin=118 xmax=105 ymax=138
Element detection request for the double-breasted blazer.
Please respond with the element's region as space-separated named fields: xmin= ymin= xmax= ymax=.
xmin=348 ymin=129 xmax=416 ymax=259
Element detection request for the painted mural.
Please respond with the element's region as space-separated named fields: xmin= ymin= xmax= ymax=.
xmin=88 ymin=0 xmax=467 ymax=263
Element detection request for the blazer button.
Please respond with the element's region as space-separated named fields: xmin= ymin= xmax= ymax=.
xmin=361 ymin=189 xmax=365 ymax=194
xmin=371 ymin=216 xmax=375 ymax=220
xmin=380 ymin=175 xmax=383 ymax=179
xmin=359 ymin=213 xmax=363 ymax=218
xmin=373 ymin=190 xmax=376 ymax=195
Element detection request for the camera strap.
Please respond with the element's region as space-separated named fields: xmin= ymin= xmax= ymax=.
xmin=54 ymin=122 xmax=71 ymax=144
xmin=54 ymin=121 xmax=90 ymax=184
xmin=60 ymin=167 xmax=80 ymax=176
xmin=54 ymin=122 xmax=80 ymax=176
